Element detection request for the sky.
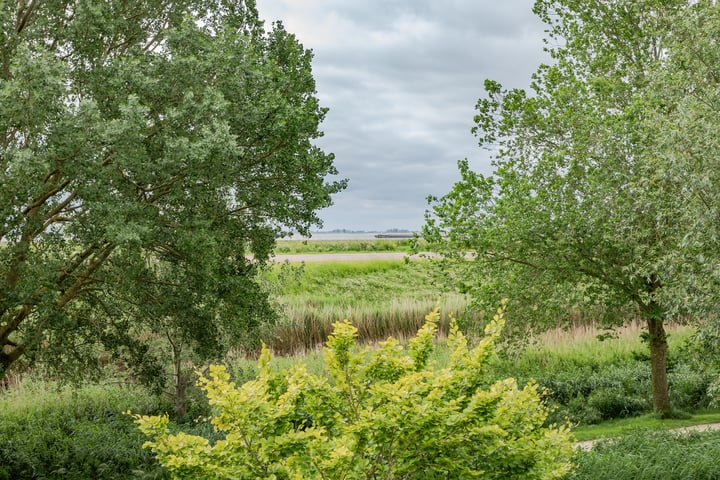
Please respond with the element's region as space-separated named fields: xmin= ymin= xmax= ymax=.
xmin=254 ymin=0 xmax=551 ymax=232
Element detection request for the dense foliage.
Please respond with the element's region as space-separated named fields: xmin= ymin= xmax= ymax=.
xmin=135 ymin=304 xmax=574 ymax=479
xmin=0 ymin=0 xmax=344 ymax=384
xmin=425 ymin=0 xmax=720 ymax=415
xmin=0 ymin=384 xmax=168 ymax=480
xmin=524 ymin=360 xmax=711 ymax=426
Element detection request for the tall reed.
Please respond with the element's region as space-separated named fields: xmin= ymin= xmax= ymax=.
xmin=263 ymin=294 xmax=479 ymax=355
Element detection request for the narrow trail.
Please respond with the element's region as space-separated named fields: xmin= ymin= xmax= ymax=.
xmin=574 ymin=422 xmax=720 ymax=451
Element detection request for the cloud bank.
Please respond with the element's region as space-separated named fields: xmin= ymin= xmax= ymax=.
xmin=255 ymin=0 xmax=550 ymax=231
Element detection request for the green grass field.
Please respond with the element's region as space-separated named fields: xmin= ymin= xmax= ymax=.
xmin=572 ymin=411 xmax=720 ymax=441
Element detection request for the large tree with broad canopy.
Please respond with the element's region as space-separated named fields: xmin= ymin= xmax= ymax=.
xmin=0 ymin=0 xmax=345 ymax=384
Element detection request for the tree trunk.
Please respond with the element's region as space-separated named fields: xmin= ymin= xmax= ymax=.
xmin=173 ymin=369 xmax=188 ymax=420
xmin=0 ymin=340 xmax=23 ymax=384
xmin=647 ymin=316 xmax=672 ymax=417
xmin=168 ymin=334 xmax=188 ymax=420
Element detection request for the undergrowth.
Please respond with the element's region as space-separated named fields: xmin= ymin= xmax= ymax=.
xmin=490 ymin=325 xmax=710 ymax=425
xmin=0 ymin=383 xmax=168 ymax=479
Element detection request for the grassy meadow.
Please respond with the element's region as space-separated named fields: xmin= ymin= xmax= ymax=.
xmin=2 ymin=238 xmax=720 ymax=478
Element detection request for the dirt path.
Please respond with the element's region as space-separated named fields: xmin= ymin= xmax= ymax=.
xmin=574 ymin=422 xmax=720 ymax=451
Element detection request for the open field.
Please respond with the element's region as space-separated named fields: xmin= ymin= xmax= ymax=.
xmin=273 ymin=251 xmax=414 ymax=262
xmin=573 ymin=411 xmax=720 ymax=443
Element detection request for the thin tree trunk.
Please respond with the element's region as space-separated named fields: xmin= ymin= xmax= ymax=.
xmin=173 ymin=366 xmax=188 ymax=420
xmin=168 ymin=333 xmax=188 ymax=420
xmin=647 ymin=316 xmax=672 ymax=417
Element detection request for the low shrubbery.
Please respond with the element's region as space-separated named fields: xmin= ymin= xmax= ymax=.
xmin=0 ymin=384 xmax=167 ymax=479
xmin=247 ymin=315 xmax=715 ymax=428
xmin=0 ymin=382 xmax=229 ymax=479
xmin=487 ymin=325 xmax=714 ymax=426
xmin=2 ymin=301 xmax=719 ymax=478
xmin=135 ymin=305 xmax=575 ymax=479
xmin=520 ymin=360 xmax=713 ymax=426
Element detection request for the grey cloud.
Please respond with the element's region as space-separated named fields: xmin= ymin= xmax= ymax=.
xmin=256 ymin=0 xmax=549 ymax=231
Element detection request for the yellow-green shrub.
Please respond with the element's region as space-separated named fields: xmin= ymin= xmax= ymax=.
xmin=134 ymin=302 xmax=573 ymax=479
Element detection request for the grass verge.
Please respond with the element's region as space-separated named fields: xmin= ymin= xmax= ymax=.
xmin=572 ymin=410 xmax=720 ymax=441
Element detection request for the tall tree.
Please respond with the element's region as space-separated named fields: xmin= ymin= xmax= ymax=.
xmin=423 ymin=0 xmax=715 ymax=416
xmin=0 ymin=0 xmax=345 ymax=382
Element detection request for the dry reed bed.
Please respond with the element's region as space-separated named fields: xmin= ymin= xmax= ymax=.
xmin=263 ymin=294 xmax=480 ymax=355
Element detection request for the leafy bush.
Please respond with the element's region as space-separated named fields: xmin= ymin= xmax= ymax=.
xmin=522 ymin=360 xmax=711 ymax=426
xmin=668 ymin=363 xmax=713 ymax=410
xmin=532 ymin=364 xmax=649 ymax=425
xmin=707 ymin=378 xmax=720 ymax=408
xmin=135 ymin=303 xmax=574 ymax=479
xmin=585 ymin=387 xmax=650 ymax=420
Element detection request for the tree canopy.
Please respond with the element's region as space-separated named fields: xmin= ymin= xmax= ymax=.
xmin=0 ymin=0 xmax=345 ymax=381
xmin=424 ymin=0 xmax=720 ymax=415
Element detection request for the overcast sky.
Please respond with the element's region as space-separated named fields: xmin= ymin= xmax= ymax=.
xmin=255 ymin=0 xmax=551 ymax=232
